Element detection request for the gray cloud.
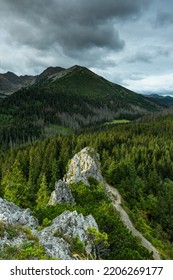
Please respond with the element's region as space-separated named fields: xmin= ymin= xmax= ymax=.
xmin=0 ymin=0 xmax=150 ymax=54
xmin=0 ymin=0 xmax=172 ymax=95
xmin=59 ymin=24 xmax=125 ymax=52
xmin=125 ymin=45 xmax=172 ymax=65
xmin=3 ymin=0 xmax=150 ymax=23
xmin=155 ymin=11 xmax=173 ymax=26
xmin=126 ymin=52 xmax=153 ymax=64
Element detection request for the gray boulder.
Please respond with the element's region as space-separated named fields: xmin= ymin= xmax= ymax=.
xmin=48 ymin=180 xmax=75 ymax=206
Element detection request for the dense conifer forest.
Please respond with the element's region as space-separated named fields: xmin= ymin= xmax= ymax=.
xmin=1 ymin=113 xmax=173 ymax=259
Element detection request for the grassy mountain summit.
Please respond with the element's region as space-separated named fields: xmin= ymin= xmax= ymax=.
xmin=0 ymin=65 xmax=162 ymax=147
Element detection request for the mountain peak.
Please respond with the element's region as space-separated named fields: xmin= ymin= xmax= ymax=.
xmin=37 ymin=66 xmax=65 ymax=81
xmin=4 ymin=71 xmax=19 ymax=82
xmin=40 ymin=66 xmax=65 ymax=75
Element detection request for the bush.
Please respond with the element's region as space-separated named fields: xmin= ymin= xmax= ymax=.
xmin=0 ymin=241 xmax=51 ymax=260
xmin=0 ymin=221 xmax=5 ymax=238
xmin=70 ymin=236 xmax=85 ymax=255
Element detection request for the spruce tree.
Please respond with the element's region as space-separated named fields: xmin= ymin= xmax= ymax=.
xmin=2 ymin=160 xmax=28 ymax=207
xmin=36 ymin=173 xmax=49 ymax=210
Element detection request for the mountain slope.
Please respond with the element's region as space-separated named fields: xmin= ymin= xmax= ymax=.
xmin=0 ymin=65 xmax=162 ymax=147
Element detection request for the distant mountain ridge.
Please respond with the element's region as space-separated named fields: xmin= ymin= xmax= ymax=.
xmin=0 ymin=65 xmax=163 ymax=146
xmin=145 ymin=94 xmax=173 ymax=107
xmin=0 ymin=66 xmax=67 ymax=96
xmin=0 ymin=71 xmax=34 ymax=95
xmin=0 ymin=66 xmax=85 ymax=96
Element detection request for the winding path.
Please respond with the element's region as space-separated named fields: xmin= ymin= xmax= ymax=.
xmin=105 ymin=183 xmax=160 ymax=260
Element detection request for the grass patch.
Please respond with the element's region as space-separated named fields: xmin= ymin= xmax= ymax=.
xmin=103 ymin=119 xmax=130 ymax=125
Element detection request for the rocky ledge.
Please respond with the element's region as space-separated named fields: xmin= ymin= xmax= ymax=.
xmin=38 ymin=210 xmax=98 ymax=259
xmin=0 ymin=197 xmax=38 ymax=229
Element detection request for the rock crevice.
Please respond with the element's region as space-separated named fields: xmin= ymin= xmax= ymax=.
xmin=48 ymin=180 xmax=75 ymax=206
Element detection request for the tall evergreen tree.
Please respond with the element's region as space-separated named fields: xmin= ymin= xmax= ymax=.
xmin=2 ymin=160 xmax=28 ymax=207
xmin=36 ymin=173 xmax=49 ymax=210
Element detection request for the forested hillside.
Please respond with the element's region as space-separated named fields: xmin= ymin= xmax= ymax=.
xmin=0 ymin=66 xmax=162 ymax=149
xmin=1 ymin=114 xmax=173 ymax=259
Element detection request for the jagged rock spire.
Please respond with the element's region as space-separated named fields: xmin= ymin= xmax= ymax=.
xmin=64 ymin=147 xmax=103 ymax=186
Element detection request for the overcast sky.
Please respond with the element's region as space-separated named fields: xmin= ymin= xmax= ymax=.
xmin=0 ymin=0 xmax=173 ymax=95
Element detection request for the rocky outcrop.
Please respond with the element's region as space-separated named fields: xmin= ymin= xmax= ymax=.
xmin=38 ymin=210 xmax=98 ymax=259
xmin=64 ymin=147 xmax=103 ymax=185
xmin=0 ymin=197 xmax=38 ymax=229
xmin=0 ymin=198 xmax=99 ymax=259
xmin=48 ymin=147 xmax=103 ymax=206
xmin=48 ymin=180 xmax=75 ymax=206
xmin=0 ymin=197 xmax=39 ymax=252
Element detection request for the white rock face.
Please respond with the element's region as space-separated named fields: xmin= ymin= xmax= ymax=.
xmin=0 ymin=197 xmax=38 ymax=229
xmin=65 ymin=147 xmax=103 ymax=185
xmin=38 ymin=233 xmax=72 ymax=260
xmin=38 ymin=210 xmax=98 ymax=259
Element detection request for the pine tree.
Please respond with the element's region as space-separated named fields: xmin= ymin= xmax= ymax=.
xmin=2 ymin=160 xmax=28 ymax=207
xmin=36 ymin=173 xmax=49 ymax=210
xmin=87 ymin=227 xmax=109 ymax=259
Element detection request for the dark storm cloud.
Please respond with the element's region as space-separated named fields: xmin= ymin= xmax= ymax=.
xmin=3 ymin=0 xmax=150 ymax=24
xmin=1 ymin=0 xmax=150 ymax=54
xmin=2 ymin=0 xmax=172 ymax=95
xmin=58 ymin=24 xmax=125 ymax=52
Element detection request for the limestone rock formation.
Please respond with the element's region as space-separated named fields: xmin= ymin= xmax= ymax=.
xmin=48 ymin=147 xmax=103 ymax=206
xmin=64 ymin=147 xmax=103 ymax=185
xmin=38 ymin=210 xmax=98 ymax=259
xmin=0 ymin=197 xmax=38 ymax=229
xmin=0 ymin=196 xmax=99 ymax=260
xmin=48 ymin=180 xmax=75 ymax=206
xmin=0 ymin=197 xmax=39 ymax=252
